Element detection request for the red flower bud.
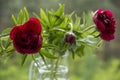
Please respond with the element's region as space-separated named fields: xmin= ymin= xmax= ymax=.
xmin=93 ymin=9 xmax=116 ymax=41
xmin=10 ymin=17 xmax=42 ymax=54
xmin=64 ymin=32 xmax=75 ymax=45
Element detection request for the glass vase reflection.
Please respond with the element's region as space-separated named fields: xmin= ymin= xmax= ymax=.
xmin=29 ymin=51 xmax=69 ymax=80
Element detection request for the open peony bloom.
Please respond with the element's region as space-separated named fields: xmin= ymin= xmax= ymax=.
xmin=10 ymin=17 xmax=42 ymax=54
xmin=93 ymin=9 xmax=116 ymax=41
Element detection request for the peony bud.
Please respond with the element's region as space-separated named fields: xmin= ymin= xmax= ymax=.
xmin=64 ymin=32 xmax=76 ymax=45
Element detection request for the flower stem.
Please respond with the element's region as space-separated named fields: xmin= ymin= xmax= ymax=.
xmin=31 ymin=54 xmax=40 ymax=69
xmin=50 ymin=57 xmax=60 ymax=80
xmin=68 ymin=23 xmax=73 ymax=32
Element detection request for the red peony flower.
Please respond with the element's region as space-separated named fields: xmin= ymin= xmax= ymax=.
xmin=64 ymin=32 xmax=76 ymax=45
xmin=93 ymin=9 xmax=116 ymax=41
xmin=10 ymin=17 xmax=42 ymax=54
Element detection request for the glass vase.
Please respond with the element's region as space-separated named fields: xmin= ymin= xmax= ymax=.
xmin=29 ymin=51 xmax=69 ymax=80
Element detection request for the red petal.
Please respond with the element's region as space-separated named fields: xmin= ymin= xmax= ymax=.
xmin=23 ymin=17 xmax=42 ymax=35
xmin=104 ymin=10 xmax=113 ymax=18
xmin=96 ymin=20 xmax=105 ymax=31
xmin=13 ymin=35 xmax=42 ymax=54
xmin=10 ymin=25 xmax=22 ymax=40
xmin=100 ymin=33 xmax=114 ymax=41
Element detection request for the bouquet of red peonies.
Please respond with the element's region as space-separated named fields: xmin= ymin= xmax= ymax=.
xmin=0 ymin=4 xmax=116 ymax=66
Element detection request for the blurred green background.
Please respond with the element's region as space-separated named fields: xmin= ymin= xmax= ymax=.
xmin=0 ymin=0 xmax=120 ymax=80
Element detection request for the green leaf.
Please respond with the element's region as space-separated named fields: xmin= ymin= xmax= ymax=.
xmin=70 ymin=49 xmax=75 ymax=59
xmin=11 ymin=14 xmax=17 ymax=25
xmin=21 ymin=54 xmax=27 ymax=67
xmin=6 ymin=46 xmax=14 ymax=53
xmin=33 ymin=12 xmax=47 ymax=27
xmin=82 ymin=12 xmax=86 ymax=26
xmin=33 ymin=12 xmax=40 ymax=20
xmin=76 ymin=45 xmax=85 ymax=57
xmin=0 ymin=28 xmax=11 ymax=43
xmin=54 ymin=16 xmax=64 ymax=26
xmin=48 ymin=11 xmax=53 ymax=26
xmin=53 ymin=28 xmax=66 ymax=33
xmin=5 ymin=38 xmax=12 ymax=49
xmin=40 ymin=8 xmax=48 ymax=22
xmin=23 ymin=7 xmax=29 ymax=21
xmin=42 ymin=43 xmax=59 ymax=49
xmin=84 ymin=46 xmax=93 ymax=54
xmin=74 ymin=15 xmax=81 ymax=30
xmin=1 ymin=28 xmax=12 ymax=35
xmin=55 ymin=4 xmax=64 ymax=16
xmin=0 ymin=39 xmax=4 ymax=52
xmin=40 ymin=48 xmax=57 ymax=59
xmin=17 ymin=10 xmax=23 ymax=24
xmin=4 ymin=51 xmax=14 ymax=57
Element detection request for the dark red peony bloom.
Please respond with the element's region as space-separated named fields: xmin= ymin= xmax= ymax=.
xmin=64 ymin=32 xmax=76 ymax=45
xmin=93 ymin=9 xmax=116 ymax=41
xmin=10 ymin=17 xmax=42 ymax=54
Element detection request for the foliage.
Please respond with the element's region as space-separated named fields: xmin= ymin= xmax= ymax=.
xmin=0 ymin=1 xmax=119 ymax=80
xmin=0 ymin=4 xmax=101 ymax=65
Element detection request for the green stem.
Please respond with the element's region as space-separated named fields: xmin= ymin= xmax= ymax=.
xmin=50 ymin=57 xmax=60 ymax=80
xmin=39 ymin=52 xmax=48 ymax=68
xmin=68 ymin=23 xmax=73 ymax=32
xmin=31 ymin=54 xmax=40 ymax=68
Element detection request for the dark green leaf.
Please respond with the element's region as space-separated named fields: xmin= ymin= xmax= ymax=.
xmin=42 ymin=43 xmax=59 ymax=49
xmin=6 ymin=46 xmax=14 ymax=53
xmin=70 ymin=49 xmax=75 ymax=59
xmin=5 ymin=38 xmax=12 ymax=49
xmin=76 ymin=45 xmax=85 ymax=57
xmin=54 ymin=17 xmax=64 ymax=26
xmin=40 ymin=48 xmax=57 ymax=59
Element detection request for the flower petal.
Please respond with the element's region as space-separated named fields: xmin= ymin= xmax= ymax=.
xmin=100 ymin=33 xmax=114 ymax=41
xmin=10 ymin=25 xmax=22 ymax=40
xmin=104 ymin=10 xmax=113 ymax=18
xmin=23 ymin=17 xmax=42 ymax=35
xmin=13 ymin=35 xmax=42 ymax=54
xmin=95 ymin=19 xmax=105 ymax=31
